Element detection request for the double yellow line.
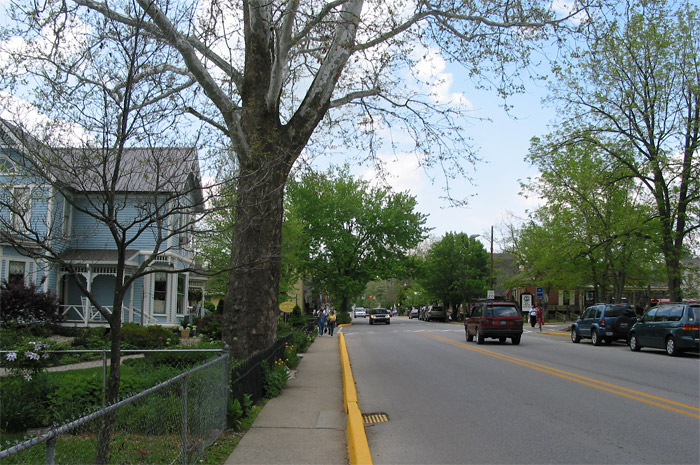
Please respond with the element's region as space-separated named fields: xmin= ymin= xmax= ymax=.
xmin=423 ymin=333 xmax=700 ymax=419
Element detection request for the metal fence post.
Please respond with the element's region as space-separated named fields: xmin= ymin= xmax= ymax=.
xmin=102 ymin=350 xmax=107 ymax=408
xmin=181 ymin=376 xmax=188 ymax=465
xmin=45 ymin=436 xmax=56 ymax=465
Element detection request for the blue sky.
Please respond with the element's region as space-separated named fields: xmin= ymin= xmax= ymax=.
xmin=349 ymin=58 xmax=556 ymax=250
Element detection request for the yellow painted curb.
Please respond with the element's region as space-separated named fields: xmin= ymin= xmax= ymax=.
xmin=539 ymin=331 xmax=570 ymax=337
xmin=339 ymin=332 xmax=373 ymax=465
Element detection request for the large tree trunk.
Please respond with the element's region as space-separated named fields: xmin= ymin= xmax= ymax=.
xmin=222 ymin=151 xmax=291 ymax=360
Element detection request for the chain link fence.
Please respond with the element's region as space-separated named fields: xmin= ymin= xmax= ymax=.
xmin=0 ymin=349 xmax=228 ymax=464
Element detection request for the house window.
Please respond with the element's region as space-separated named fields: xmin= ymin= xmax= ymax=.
xmin=176 ymin=274 xmax=187 ymax=315
xmin=62 ymin=198 xmax=72 ymax=237
xmin=178 ymin=212 xmax=191 ymax=247
xmin=0 ymin=156 xmax=15 ymax=173
xmin=153 ymin=272 xmax=167 ymax=314
xmin=11 ymin=186 xmax=31 ymax=230
xmin=8 ymin=260 xmax=26 ymax=284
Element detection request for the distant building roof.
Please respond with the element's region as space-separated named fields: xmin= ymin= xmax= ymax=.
xmin=1 ymin=119 xmax=204 ymax=210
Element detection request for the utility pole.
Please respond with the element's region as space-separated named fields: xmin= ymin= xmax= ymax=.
xmin=490 ymin=225 xmax=494 ymax=290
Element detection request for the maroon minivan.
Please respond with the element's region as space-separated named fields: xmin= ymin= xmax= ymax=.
xmin=465 ymin=301 xmax=523 ymax=345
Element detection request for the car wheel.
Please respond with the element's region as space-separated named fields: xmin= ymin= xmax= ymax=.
xmin=369 ymin=320 xmax=373 ymax=325
xmin=466 ymin=329 xmax=473 ymax=342
xmin=591 ymin=329 xmax=602 ymax=346
xmin=511 ymin=335 xmax=521 ymax=345
xmin=476 ymin=328 xmax=484 ymax=344
xmin=629 ymin=333 xmax=641 ymax=351
xmin=571 ymin=327 xmax=581 ymax=343
xmin=498 ymin=337 xmax=506 ymax=343
xmin=387 ymin=320 xmax=390 ymax=325
xmin=666 ymin=336 xmax=679 ymax=356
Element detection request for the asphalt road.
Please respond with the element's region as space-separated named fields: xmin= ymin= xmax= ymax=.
xmin=343 ymin=316 xmax=700 ymax=465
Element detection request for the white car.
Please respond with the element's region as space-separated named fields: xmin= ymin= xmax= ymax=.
xmin=354 ymin=307 xmax=367 ymax=318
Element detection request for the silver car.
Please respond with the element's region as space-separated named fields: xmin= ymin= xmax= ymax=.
xmin=354 ymin=307 xmax=367 ymax=318
xmin=426 ymin=305 xmax=447 ymax=322
xmin=369 ymin=308 xmax=391 ymax=325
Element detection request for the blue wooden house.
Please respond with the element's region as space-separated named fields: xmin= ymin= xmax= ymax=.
xmin=0 ymin=119 xmax=206 ymax=328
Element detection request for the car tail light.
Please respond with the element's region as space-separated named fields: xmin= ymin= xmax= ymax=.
xmin=599 ymin=319 xmax=606 ymax=328
xmin=682 ymin=323 xmax=699 ymax=331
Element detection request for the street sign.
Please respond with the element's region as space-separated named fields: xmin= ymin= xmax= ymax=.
xmin=279 ymin=301 xmax=295 ymax=313
xmin=522 ymin=294 xmax=532 ymax=312
xmin=487 ymin=290 xmax=495 ymax=300
xmin=536 ymin=287 xmax=543 ymax=299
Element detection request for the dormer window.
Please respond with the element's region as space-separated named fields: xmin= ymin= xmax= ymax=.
xmin=0 ymin=156 xmax=15 ymax=173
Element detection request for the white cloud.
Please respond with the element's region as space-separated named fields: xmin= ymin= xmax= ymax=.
xmin=412 ymin=46 xmax=473 ymax=108
xmin=0 ymin=92 xmax=92 ymax=146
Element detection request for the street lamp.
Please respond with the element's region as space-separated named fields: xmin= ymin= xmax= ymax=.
xmin=470 ymin=231 xmax=494 ymax=292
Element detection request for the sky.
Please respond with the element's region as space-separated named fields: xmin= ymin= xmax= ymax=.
xmin=352 ymin=59 xmax=555 ymax=251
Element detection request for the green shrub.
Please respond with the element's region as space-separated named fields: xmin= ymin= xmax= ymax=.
xmin=0 ymin=373 xmax=54 ymax=432
xmin=121 ymin=323 xmax=171 ymax=349
xmin=293 ymin=327 xmax=314 ymax=352
xmin=46 ymin=373 xmax=103 ymax=425
xmin=71 ymin=327 xmax=109 ymax=349
xmin=0 ymin=338 xmax=57 ymax=379
xmin=198 ymin=314 xmax=222 ymax=339
xmin=262 ymin=359 xmax=289 ymax=398
xmin=203 ymin=301 xmax=216 ymax=313
xmin=227 ymin=393 xmax=253 ymax=430
xmin=337 ymin=310 xmax=351 ymax=325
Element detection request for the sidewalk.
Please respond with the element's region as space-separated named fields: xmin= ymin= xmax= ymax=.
xmin=225 ymin=332 xmax=348 ymax=465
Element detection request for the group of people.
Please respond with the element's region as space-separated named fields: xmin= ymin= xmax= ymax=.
xmin=316 ymin=308 xmax=337 ymax=336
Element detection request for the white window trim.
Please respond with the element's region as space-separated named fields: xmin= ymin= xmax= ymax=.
xmin=11 ymin=185 xmax=32 ymax=231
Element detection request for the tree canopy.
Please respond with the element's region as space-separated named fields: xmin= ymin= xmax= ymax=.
xmin=418 ymin=232 xmax=489 ymax=312
xmin=285 ymin=166 xmax=428 ymax=314
xmin=543 ymin=0 xmax=700 ymax=300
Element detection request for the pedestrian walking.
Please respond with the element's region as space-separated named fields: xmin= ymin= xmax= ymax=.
xmin=536 ymin=301 xmax=544 ymax=332
xmin=327 ymin=309 xmax=337 ymax=336
xmin=317 ymin=309 xmax=326 ymax=336
xmin=529 ymin=305 xmax=538 ymax=328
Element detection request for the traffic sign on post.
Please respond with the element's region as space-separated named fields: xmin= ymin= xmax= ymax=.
xmin=487 ymin=290 xmax=495 ymax=300
xmin=536 ymin=287 xmax=543 ymax=300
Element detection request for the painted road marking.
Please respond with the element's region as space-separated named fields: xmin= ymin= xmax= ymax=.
xmin=422 ymin=332 xmax=700 ymax=419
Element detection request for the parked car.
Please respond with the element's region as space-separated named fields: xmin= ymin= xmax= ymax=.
xmin=571 ymin=303 xmax=637 ymax=345
xmin=354 ymin=307 xmax=367 ymax=318
xmin=408 ymin=308 xmax=419 ymax=319
xmin=425 ymin=305 xmax=447 ymax=322
xmin=369 ymin=308 xmax=391 ymax=325
xmin=628 ymin=303 xmax=699 ymax=356
xmin=465 ymin=301 xmax=523 ymax=345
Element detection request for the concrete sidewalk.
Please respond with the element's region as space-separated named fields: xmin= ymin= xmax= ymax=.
xmin=225 ymin=332 xmax=348 ymax=465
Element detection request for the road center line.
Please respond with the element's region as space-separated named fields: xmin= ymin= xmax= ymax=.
xmin=422 ymin=333 xmax=700 ymax=419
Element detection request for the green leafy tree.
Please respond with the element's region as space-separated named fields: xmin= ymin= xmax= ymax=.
xmin=285 ymin=166 xmax=428 ymax=315
xmin=545 ymin=0 xmax=700 ymax=300
xmin=518 ymin=139 xmax=661 ymax=303
xmin=418 ymin=232 xmax=489 ymax=313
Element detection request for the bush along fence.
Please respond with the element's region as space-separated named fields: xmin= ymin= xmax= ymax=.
xmin=230 ymin=333 xmax=294 ymax=406
xmin=0 ymin=350 xmax=229 ymax=464
xmin=0 ymin=324 xmax=316 ymax=464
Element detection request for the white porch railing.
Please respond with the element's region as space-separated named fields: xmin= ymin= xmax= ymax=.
xmin=59 ymin=304 xmax=158 ymax=326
